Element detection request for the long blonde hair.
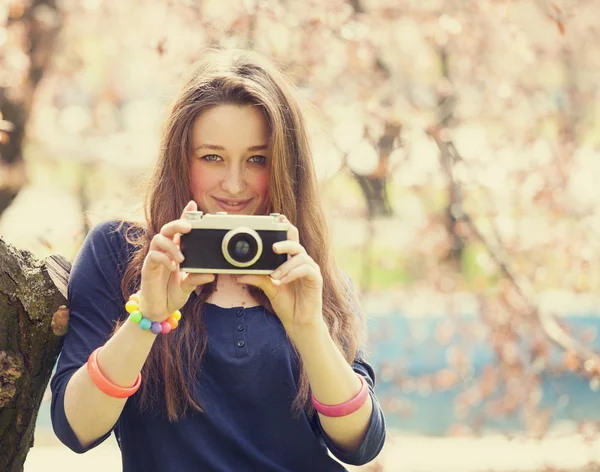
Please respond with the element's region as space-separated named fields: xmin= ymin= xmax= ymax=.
xmin=114 ymin=48 xmax=366 ymax=421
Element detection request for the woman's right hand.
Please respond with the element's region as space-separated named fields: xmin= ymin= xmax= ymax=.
xmin=138 ymin=200 xmax=215 ymax=322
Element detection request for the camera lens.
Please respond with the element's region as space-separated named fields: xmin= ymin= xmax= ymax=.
xmin=228 ymin=234 xmax=257 ymax=263
xmin=222 ymin=227 xmax=263 ymax=268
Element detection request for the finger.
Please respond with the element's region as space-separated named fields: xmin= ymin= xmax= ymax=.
xmin=157 ymin=201 xmax=197 ymax=243
xmin=181 ymin=272 xmax=215 ymax=292
xmin=273 ymin=240 xmax=307 ymax=258
xmin=160 ymin=218 xmax=193 ymax=240
xmin=172 ymin=202 xmax=197 ymax=248
xmin=181 ymin=200 xmax=197 ymax=218
xmin=144 ymin=251 xmax=178 ymax=273
xmin=151 ymin=234 xmax=184 ymax=263
xmin=236 ymin=274 xmax=278 ymax=298
xmin=279 ymin=215 xmax=299 ymax=243
xmin=278 ymin=264 xmax=321 ymax=285
xmin=271 ymin=253 xmax=314 ymax=280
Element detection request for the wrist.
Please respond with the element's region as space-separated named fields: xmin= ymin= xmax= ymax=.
xmin=134 ymin=293 xmax=170 ymax=323
xmin=286 ymin=318 xmax=329 ymax=348
xmin=137 ymin=303 xmax=170 ymax=323
xmin=124 ymin=317 xmax=159 ymax=338
xmin=126 ymin=293 xmax=181 ymax=335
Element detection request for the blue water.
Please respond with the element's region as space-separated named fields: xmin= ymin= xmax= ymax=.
xmin=36 ymin=312 xmax=600 ymax=436
xmin=366 ymin=313 xmax=600 ymax=435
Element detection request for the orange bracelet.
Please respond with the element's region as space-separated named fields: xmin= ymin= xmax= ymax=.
xmin=87 ymin=347 xmax=142 ymax=398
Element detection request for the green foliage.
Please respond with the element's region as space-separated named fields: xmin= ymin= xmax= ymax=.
xmin=334 ymin=244 xmax=413 ymax=291
xmin=461 ymin=242 xmax=500 ymax=290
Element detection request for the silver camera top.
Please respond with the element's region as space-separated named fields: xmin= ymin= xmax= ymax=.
xmin=182 ymin=211 xmax=289 ymax=231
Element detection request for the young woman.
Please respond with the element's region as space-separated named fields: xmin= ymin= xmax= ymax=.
xmin=50 ymin=48 xmax=386 ymax=471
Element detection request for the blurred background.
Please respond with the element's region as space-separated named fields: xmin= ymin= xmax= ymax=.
xmin=2 ymin=0 xmax=600 ymax=470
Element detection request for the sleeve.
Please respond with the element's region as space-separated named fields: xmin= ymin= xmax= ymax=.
xmin=315 ymin=357 xmax=387 ymax=466
xmin=315 ymin=273 xmax=387 ymax=466
xmin=49 ymin=220 xmax=130 ymax=453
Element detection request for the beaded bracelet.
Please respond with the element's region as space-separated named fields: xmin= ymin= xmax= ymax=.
xmin=125 ymin=292 xmax=182 ymax=335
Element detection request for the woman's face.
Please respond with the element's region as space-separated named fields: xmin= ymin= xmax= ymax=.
xmin=189 ymin=104 xmax=271 ymax=215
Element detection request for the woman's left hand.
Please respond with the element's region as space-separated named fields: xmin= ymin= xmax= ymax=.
xmin=235 ymin=215 xmax=324 ymax=335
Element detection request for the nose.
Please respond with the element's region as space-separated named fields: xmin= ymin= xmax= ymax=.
xmin=221 ymin=166 xmax=246 ymax=195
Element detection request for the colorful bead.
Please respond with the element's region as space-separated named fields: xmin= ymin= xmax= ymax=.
xmin=139 ymin=318 xmax=152 ymax=330
xmin=167 ymin=317 xmax=178 ymax=330
xmin=125 ymin=301 xmax=139 ymax=313
xmin=160 ymin=321 xmax=172 ymax=334
xmin=125 ymin=296 xmax=181 ymax=335
xmin=150 ymin=322 xmax=163 ymax=334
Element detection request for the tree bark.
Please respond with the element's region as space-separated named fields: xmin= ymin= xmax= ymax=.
xmin=0 ymin=235 xmax=70 ymax=472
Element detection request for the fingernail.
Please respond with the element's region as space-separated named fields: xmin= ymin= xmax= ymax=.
xmin=271 ymin=270 xmax=281 ymax=279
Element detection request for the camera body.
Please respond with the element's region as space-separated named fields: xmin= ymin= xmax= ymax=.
xmin=179 ymin=211 xmax=289 ymax=274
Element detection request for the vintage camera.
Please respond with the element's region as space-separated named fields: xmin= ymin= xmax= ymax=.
xmin=179 ymin=211 xmax=289 ymax=274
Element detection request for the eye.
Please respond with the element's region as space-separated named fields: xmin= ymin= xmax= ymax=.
xmin=249 ymin=155 xmax=266 ymax=165
xmin=202 ymin=154 xmax=222 ymax=162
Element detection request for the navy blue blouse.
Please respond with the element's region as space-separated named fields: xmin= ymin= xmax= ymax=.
xmin=50 ymin=221 xmax=386 ymax=471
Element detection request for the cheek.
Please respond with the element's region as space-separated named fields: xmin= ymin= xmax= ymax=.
xmin=190 ymin=166 xmax=217 ymax=194
xmin=252 ymin=173 xmax=269 ymax=199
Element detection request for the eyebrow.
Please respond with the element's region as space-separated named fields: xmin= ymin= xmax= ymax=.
xmin=195 ymin=144 xmax=268 ymax=152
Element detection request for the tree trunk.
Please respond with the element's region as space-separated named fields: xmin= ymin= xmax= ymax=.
xmin=354 ymin=174 xmax=394 ymax=219
xmin=0 ymin=235 xmax=70 ymax=472
xmin=348 ymin=0 xmax=395 ymax=221
xmin=0 ymin=0 xmax=63 ymax=219
xmin=437 ymin=45 xmax=465 ymax=266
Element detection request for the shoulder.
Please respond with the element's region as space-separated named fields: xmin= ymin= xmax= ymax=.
xmin=87 ymin=219 xmax=144 ymax=242
xmin=85 ymin=219 xmax=145 ymax=254
xmin=68 ymin=220 xmax=147 ymax=299
xmin=73 ymin=219 xmax=146 ymax=275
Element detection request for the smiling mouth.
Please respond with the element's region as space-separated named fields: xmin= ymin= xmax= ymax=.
xmin=215 ymin=198 xmax=250 ymax=204
xmin=214 ymin=198 xmax=251 ymax=209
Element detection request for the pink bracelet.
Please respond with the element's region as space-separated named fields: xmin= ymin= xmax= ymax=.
xmin=311 ymin=374 xmax=369 ymax=417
